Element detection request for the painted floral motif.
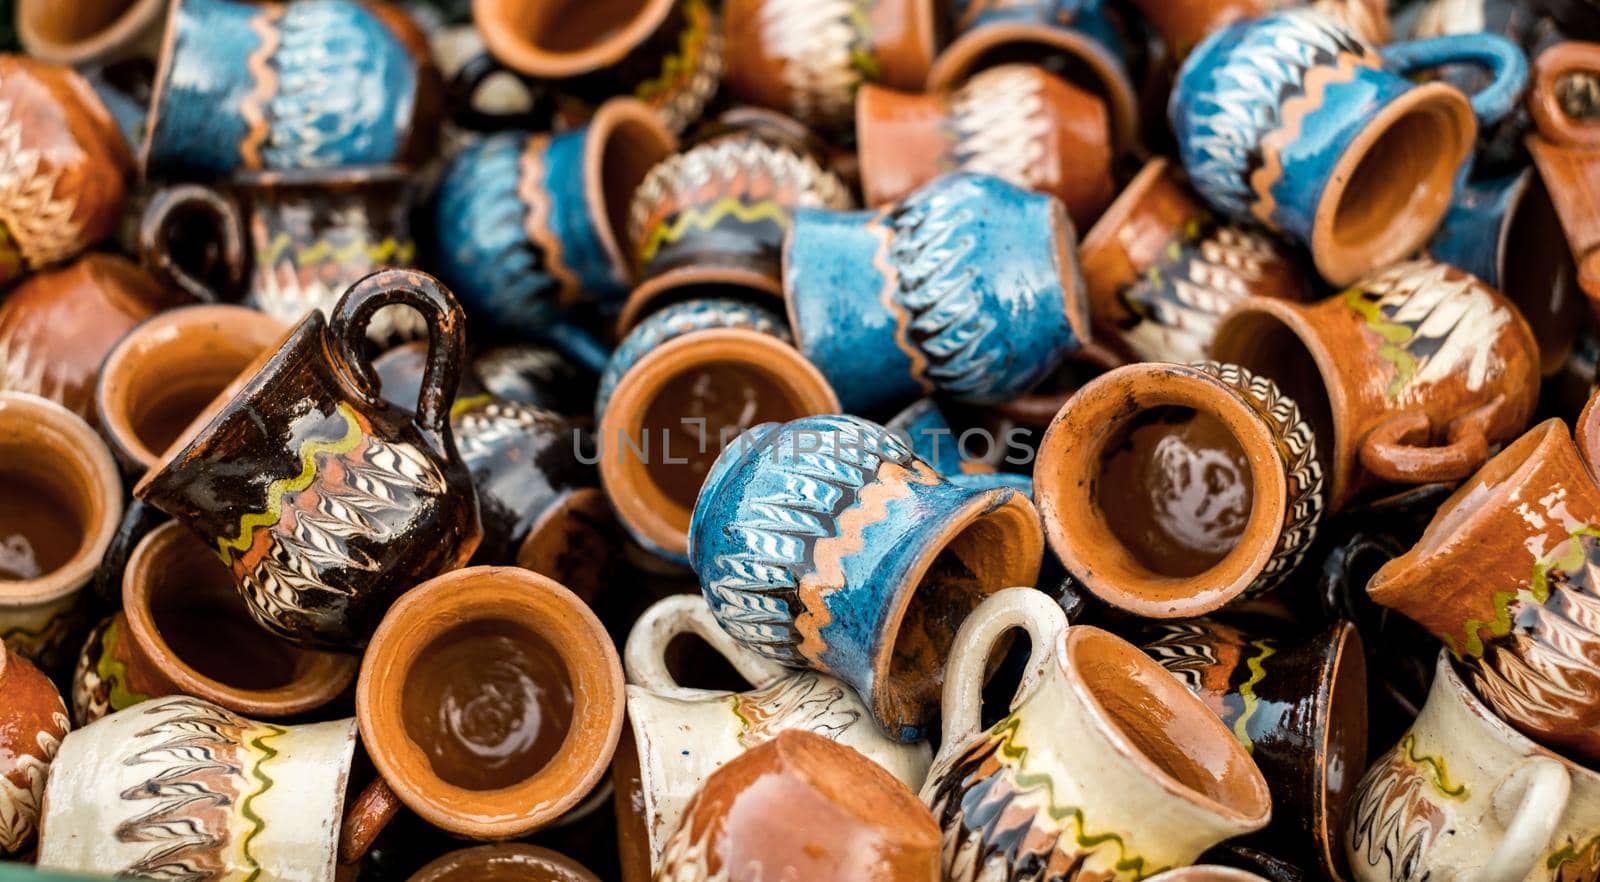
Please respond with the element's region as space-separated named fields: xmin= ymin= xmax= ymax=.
xmin=1140 ymin=622 xmax=1280 ymax=751
xmin=0 ymin=708 xmax=66 ymax=854
xmin=946 ymin=66 xmax=1054 ymax=191
xmin=1346 ymin=735 xmax=1453 ymax=882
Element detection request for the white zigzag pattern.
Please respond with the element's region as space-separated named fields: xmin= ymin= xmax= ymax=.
xmin=0 ymin=96 xmax=86 ymax=268
xmin=948 ymin=66 xmax=1052 ymax=190
xmin=0 ymin=710 xmax=67 ymax=854
xmin=758 ymin=0 xmax=865 ymax=125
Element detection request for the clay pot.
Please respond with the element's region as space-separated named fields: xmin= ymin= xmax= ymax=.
xmin=357 ymin=566 xmax=624 ymax=839
xmin=923 ymin=589 xmax=1273 ymax=880
xmin=1210 ymin=259 xmax=1541 ymax=511
xmin=856 ymin=64 xmax=1114 ymax=227
xmin=0 ymin=644 xmax=69 ymax=856
xmin=690 ymin=413 xmax=1043 ymax=740
xmin=1526 ymin=41 xmax=1600 ymax=330
xmin=408 ymin=844 xmax=600 ymax=882
xmin=1080 ymin=158 xmax=1311 ymax=365
xmin=656 ymin=730 xmax=943 ymax=882
xmin=1037 ymin=361 xmax=1326 ymax=619
xmin=16 ymin=0 xmax=168 ymax=65
xmin=0 ymin=254 xmax=182 ymax=419
xmin=0 ymin=393 xmax=121 ymax=667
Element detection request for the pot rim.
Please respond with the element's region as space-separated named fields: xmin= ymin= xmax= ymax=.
xmin=582 ymin=98 xmax=678 ymax=293
xmin=472 ymin=0 xmax=677 ymax=78
xmin=1312 ymin=620 xmax=1367 ymax=877
xmin=17 ymin=0 xmax=169 ymax=66
xmin=615 ymin=265 xmax=783 ymax=337
xmin=406 ymin=843 xmax=600 ymax=882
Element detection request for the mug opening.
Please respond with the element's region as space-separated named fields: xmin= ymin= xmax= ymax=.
xmin=0 ymin=437 xmax=93 ymax=584
xmin=474 ymin=0 xmax=675 ymax=77
xmin=1407 ymin=419 xmax=1560 ymax=561
xmin=587 ymin=101 xmax=677 ymax=273
xmin=22 ymin=0 xmax=132 ymax=46
xmin=1504 ymin=172 xmax=1583 ymax=375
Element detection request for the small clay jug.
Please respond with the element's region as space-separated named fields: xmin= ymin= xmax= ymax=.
xmin=923 ymin=588 xmax=1273 ymax=880
xmin=886 ymin=398 xmax=1034 ymax=496
xmin=1037 ymin=361 xmax=1325 ymax=619
xmin=0 ymin=644 xmax=69 ymax=856
xmin=357 ymin=566 xmax=624 ymax=839
xmin=1526 ymin=41 xmax=1600 ymax=329
xmin=409 ymin=844 xmax=601 ymax=882
xmin=690 ymin=413 xmax=1043 ymax=740
xmin=134 ymin=270 xmax=481 ymax=649
xmin=96 ymin=303 xmax=288 ymax=474
xmin=1210 ymin=258 xmax=1541 ymax=511
xmin=655 ymin=730 xmax=943 ymax=882
xmin=856 ymin=64 xmax=1115 ymax=228
xmin=0 ymin=393 xmax=121 ymax=667
xmin=0 ymin=254 xmax=183 ymax=419
xmin=595 ymin=298 xmax=840 ymax=562
xmin=16 ymin=0 xmax=168 ymax=65
xmin=784 ymin=172 xmax=1090 ymax=416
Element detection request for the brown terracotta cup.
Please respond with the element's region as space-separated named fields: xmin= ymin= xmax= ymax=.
xmin=655 ymin=730 xmax=941 ymax=882
xmin=16 ymin=0 xmax=169 ymax=66
xmin=408 ymin=844 xmax=601 ymax=882
xmin=0 ymin=643 xmax=69 ymax=856
xmin=855 ymin=63 xmax=1115 ymax=228
xmin=357 ymin=566 xmax=624 ymax=840
xmin=0 ymin=254 xmax=184 ymax=419
xmin=1526 ymin=41 xmax=1600 ymax=330
xmin=1211 ymin=258 xmax=1541 ymax=511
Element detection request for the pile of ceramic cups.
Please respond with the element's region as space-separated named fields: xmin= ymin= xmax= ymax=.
xmin=5 ymin=0 xmax=1600 ymax=880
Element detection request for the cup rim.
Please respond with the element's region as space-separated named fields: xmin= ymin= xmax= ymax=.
xmin=405 ymin=843 xmax=600 ymax=882
xmin=581 ymin=98 xmax=679 ymax=291
xmin=472 ymin=0 xmax=677 ymax=78
xmin=615 ymin=265 xmax=784 ymax=337
xmin=16 ymin=0 xmax=169 ymax=66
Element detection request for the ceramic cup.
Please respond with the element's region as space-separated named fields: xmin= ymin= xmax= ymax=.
xmin=855 ymin=63 xmax=1115 ymax=228
xmin=0 ymin=393 xmax=121 ymax=666
xmin=690 ymin=413 xmax=1044 ymax=740
xmin=1210 ymin=258 xmax=1541 ymax=511
xmin=1140 ymin=619 xmax=1369 ymax=880
xmin=1080 ymin=158 xmax=1312 ymax=365
xmin=784 ymin=171 xmax=1090 ymax=416
xmin=1171 ymin=7 xmax=1525 ymax=286
xmin=0 ymin=644 xmax=69 ymax=856
xmin=141 ymin=0 xmax=441 ymax=178
xmin=1346 ymin=652 xmax=1600 ymax=882
xmin=1526 ymin=42 xmax=1600 ymax=329
xmin=135 ymin=270 xmax=481 ymax=650
xmin=16 ymin=0 xmax=168 ymax=66
xmin=656 ymin=730 xmax=943 ymax=882
xmin=595 ymin=298 xmax=840 ymax=563
xmin=0 ymin=254 xmax=182 ymax=419
xmin=138 ymin=165 xmax=426 ymax=344
xmin=923 ymin=588 xmax=1273 ymax=880
xmin=357 ymin=566 xmax=624 ymax=839
xmin=1037 ymin=361 xmax=1326 ymax=619
xmin=408 ymin=844 xmax=600 ymax=882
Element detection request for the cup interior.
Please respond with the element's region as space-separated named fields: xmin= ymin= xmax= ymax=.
xmin=1210 ymin=310 xmax=1337 ymax=484
xmin=496 ymin=0 xmax=650 ymax=55
xmin=1505 ymin=174 xmax=1583 ymax=375
xmin=21 ymin=0 xmax=135 ymax=47
xmin=0 ymin=441 xmax=92 ymax=583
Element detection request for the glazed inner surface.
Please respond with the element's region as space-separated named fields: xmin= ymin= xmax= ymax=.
xmin=1320 ymin=633 xmax=1368 ymax=851
xmin=1411 ymin=421 xmax=1548 ymax=557
xmin=0 ymin=460 xmax=88 ymax=581
xmin=513 ymin=0 xmax=648 ymax=53
xmin=1507 ymin=175 xmax=1582 ymax=374
xmin=1212 ymin=312 xmax=1336 ymax=481
xmin=23 ymin=0 xmax=131 ymax=43
xmin=1330 ymin=109 xmax=1456 ymax=256
xmin=403 ymin=619 xmax=575 ymax=792
xmin=602 ymin=117 xmax=667 ymax=251
xmin=121 ymin=334 xmax=264 ymax=463
xmin=421 ymin=850 xmax=580 ymax=882
xmin=1095 ymin=406 xmax=1253 ymax=578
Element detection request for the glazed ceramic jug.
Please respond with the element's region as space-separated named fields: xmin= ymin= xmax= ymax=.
xmin=135 ymin=270 xmax=482 ymax=649
xmin=0 ymin=644 xmax=69 ymax=856
xmin=922 ymin=588 xmax=1273 ymax=880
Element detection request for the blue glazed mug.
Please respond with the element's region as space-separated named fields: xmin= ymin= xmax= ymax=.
xmin=885 ymin=398 xmax=1033 ymax=496
xmin=783 ymin=172 xmax=1090 ymax=417
xmin=1172 ymin=7 xmax=1527 ymax=287
xmin=689 ymin=413 xmax=1044 ymax=740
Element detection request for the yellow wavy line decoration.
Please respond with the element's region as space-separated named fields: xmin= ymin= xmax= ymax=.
xmin=519 ymin=136 xmax=581 ymax=305
xmin=636 ymin=0 xmax=710 ymax=103
xmin=1548 ymin=834 xmax=1600 ymax=872
xmin=637 ymin=197 xmax=790 ymax=263
xmin=215 ymin=403 xmax=364 ymax=565
xmin=1249 ymin=50 xmax=1379 ymax=228
xmin=1231 ymin=639 xmax=1277 ymax=751
xmin=1341 ymin=287 xmax=1418 ymax=399
xmin=96 ymin=618 xmax=151 ymax=711
xmin=260 ymin=232 xmax=415 ymax=268
xmin=449 ymin=393 xmax=493 ymax=421
xmin=1444 ymin=525 xmax=1600 ymax=658
xmin=870 ymin=209 xmax=935 ymax=393
xmin=237 ymin=723 xmax=286 ymax=882
xmin=239 ymin=8 xmax=285 ymax=171
xmin=1399 ymin=732 xmax=1467 ymax=799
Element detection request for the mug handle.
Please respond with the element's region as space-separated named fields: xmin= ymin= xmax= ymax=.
xmin=624 ymin=594 xmax=789 ymax=691
xmin=137 ymin=183 xmax=247 ymax=304
xmin=1358 ymin=396 xmax=1504 ymax=485
xmin=338 ymin=777 xmax=402 ymax=866
xmin=1381 ymin=32 xmax=1529 ymax=128
xmin=941 ymin=587 xmax=1068 ymax=750
xmin=328 ymin=270 xmax=466 ymax=455
xmin=1472 ymin=756 xmax=1571 ymax=882
xmin=1530 ymin=42 xmax=1600 ymax=150
xmin=448 ymin=51 xmax=554 ymax=132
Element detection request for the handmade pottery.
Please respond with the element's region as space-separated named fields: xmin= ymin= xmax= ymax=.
xmin=0 ymin=254 xmax=182 ymax=418
xmin=470 ymin=343 xmax=595 ymax=416
xmin=1346 ymin=653 xmax=1600 ymax=882
xmin=135 ymin=270 xmax=481 ymax=649
xmin=357 ymin=566 xmax=624 ymax=839
xmin=1037 ymin=361 xmax=1325 ymax=618
xmin=595 ymin=298 xmax=839 ymax=562
xmin=1146 ymin=868 xmax=1273 ymax=882
xmin=1210 ymin=258 xmax=1541 ymax=510
xmin=408 ymin=844 xmax=601 ymax=882
xmin=96 ymin=303 xmax=288 ymax=474
xmin=16 ymin=0 xmax=168 ymax=65
xmin=885 ymin=398 xmax=1034 ymax=495
xmin=0 ymin=644 xmax=69 ymax=856
xmin=656 ymin=730 xmax=943 ymax=882
xmin=784 ymin=171 xmax=1089 ymax=415
xmin=923 ymin=588 xmax=1273 ymax=880
xmin=138 ymin=165 xmax=426 ymax=344
xmin=38 ymin=696 xmax=357 ymax=881
xmin=855 ymin=64 xmax=1115 ymax=227
xmin=690 ymin=413 xmax=1044 ymax=740
xmin=0 ymin=393 xmax=121 ymax=666
xmin=1526 ymin=41 xmax=1600 ymax=329
xmin=1140 ymin=620 xmax=1368 ymax=879
xmin=1080 ymin=158 xmax=1312 ymax=365
xmin=1127 ymin=0 xmax=1389 ymax=60
xmin=141 ymin=0 xmax=442 ymax=178
xmin=1171 ymin=8 xmax=1524 ymax=286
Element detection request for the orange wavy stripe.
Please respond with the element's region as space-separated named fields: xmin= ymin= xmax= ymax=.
xmin=519 ymin=136 xmax=582 ymax=306
xmin=871 ymin=210 xmax=935 ymax=393
xmin=239 ymin=8 xmax=284 ymax=171
xmin=1249 ymin=50 xmax=1380 ymax=228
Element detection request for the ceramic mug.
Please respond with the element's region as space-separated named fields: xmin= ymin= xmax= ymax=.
xmin=141 ymin=0 xmax=441 ymax=178
xmin=923 ymin=588 xmax=1273 ymax=880
xmin=0 ymin=644 xmax=69 ymax=856
xmin=1210 ymin=258 xmax=1541 ymax=511
xmin=690 ymin=413 xmax=1044 ymax=740
xmin=408 ymin=844 xmax=600 ymax=882
xmin=1526 ymin=41 xmax=1600 ymax=329
xmin=1037 ymin=361 xmax=1326 ymax=618
xmin=784 ymin=171 xmax=1090 ymax=416
xmin=1171 ymin=8 xmax=1525 ymax=286
xmin=16 ymin=0 xmax=168 ymax=65
xmin=1079 ymin=158 xmax=1312 ymax=365
xmin=135 ymin=270 xmax=481 ymax=649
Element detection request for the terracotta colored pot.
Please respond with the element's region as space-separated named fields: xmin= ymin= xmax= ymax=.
xmin=1037 ymin=361 xmax=1325 ymax=618
xmin=657 ymin=730 xmax=942 ymax=881
xmin=408 ymin=844 xmax=600 ymax=882
xmin=1210 ymin=259 xmax=1541 ymax=511
xmin=0 ymin=254 xmax=182 ymax=419
xmin=1526 ymin=41 xmax=1600 ymax=330
xmin=16 ymin=0 xmax=168 ymax=65
xmin=1146 ymin=868 xmax=1271 ymax=882
xmin=0 ymin=644 xmax=69 ymax=856
xmin=357 ymin=566 xmax=624 ymax=840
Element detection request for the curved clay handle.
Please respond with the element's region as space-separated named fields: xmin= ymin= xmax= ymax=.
xmin=1472 ymin=756 xmax=1570 ymax=882
xmin=137 ymin=183 xmax=247 ymax=303
xmin=1381 ymin=32 xmax=1528 ymax=127
xmin=448 ymin=51 xmax=552 ymax=132
xmin=624 ymin=594 xmax=788 ymax=692
xmin=1358 ymin=397 xmax=1504 ymax=485
xmin=338 ymin=777 xmax=402 ymax=866
xmin=940 ymin=587 xmax=1067 ymax=750
xmin=1579 ymin=391 xmax=1600 ymax=483
xmin=1531 ymin=42 xmax=1600 ymax=150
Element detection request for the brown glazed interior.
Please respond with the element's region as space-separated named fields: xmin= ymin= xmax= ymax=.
xmin=1503 ymin=173 xmax=1583 ymax=375
xmin=1315 ymin=622 xmax=1368 ymax=876
xmin=18 ymin=0 xmax=165 ymax=62
xmin=586 ymin=99 xmax=678 ymax=282
xmin=406 ymin=843 xmax=601 ymax=882
xmin=473 ymin=0 xmax=675 ymax=77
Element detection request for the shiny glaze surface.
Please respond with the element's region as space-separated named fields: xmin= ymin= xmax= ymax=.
xmin=408 ymin=844 xmax=600 ymax=882
xmin=0 ymin=646 xmax=70 ymax=855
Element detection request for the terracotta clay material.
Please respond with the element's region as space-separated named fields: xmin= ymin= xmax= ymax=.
xmin=473 ymin=0 xmax=676 ymax=79
xmin=0 ymin=644 xmax=70 ymax=856
xmin=357 ymin=566 xmax=624 ymax=840
xmin=17 ymin=0 xmax=168 ymax=65
xmin=408 ymin=844 xmax=601 ymax=882
xmin=1126 ymin=0 xmax=1274 ymax=57
xmin=1526 ymin=41 xmax=1600 ymax=327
